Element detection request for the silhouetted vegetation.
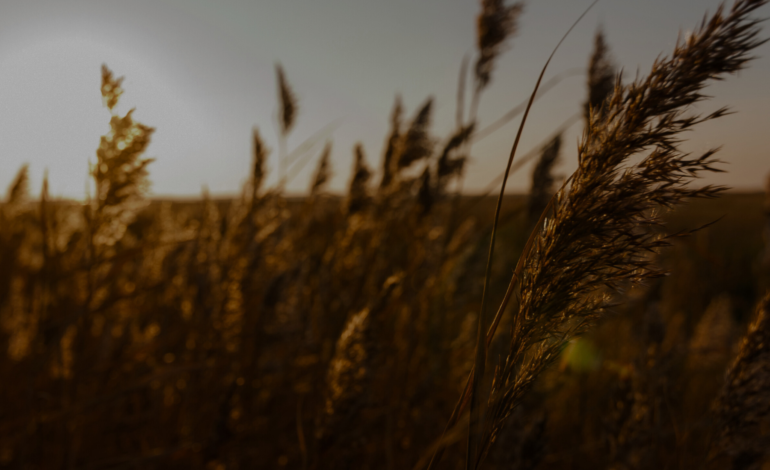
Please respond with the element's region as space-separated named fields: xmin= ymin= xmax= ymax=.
xmin=1 ymin=1 xmax=769 ymax=469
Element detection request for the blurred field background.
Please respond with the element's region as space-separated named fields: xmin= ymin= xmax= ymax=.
xmin=2 ymin=178 xmax=769 ymax=469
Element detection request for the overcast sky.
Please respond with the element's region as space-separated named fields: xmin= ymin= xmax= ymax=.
xmin=1 ymin=0 xmax=768 ymax=198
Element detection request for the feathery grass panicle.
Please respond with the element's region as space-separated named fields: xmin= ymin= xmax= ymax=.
xmin=437 ymin=124 xmax=475 ymax=187
xmin=475 ymin=0 xmax=524 ymax=90
xmin=100 ymin=64 xmax=123 ymax=111
xmin=310 ymin=143 xmax=332 ymax=196
xmin=713 ymin=292 xmax=770 ymax=469
xmin=251 ymin=127 xmax=269 ymax=205
xmin=477 ymin=0 xmax=768 ymax=464
xmin=39 ymin=171 xmax=50 ymax=258
xmin=275 ymin=63 xmax=299 ymax=181
xmin=347 ymin=144 xmax=372 ymax=214
xmin=6 ymin=164 xmax=29 ymax=206
xmin=276 ymin=63 xmax=298 ymax=136
xmin=92 ymin=65 xmax=154 ymax=246
xmin=317 ymin=308 xmax=372 ymax=442
xmin=584 ymin=28 xmax=617 ymax=124
xmin=527 ymin=134 xmax=561 ymax=223
xmin=316 ymin=275 xmax=402 ymax=465
xmin=418 ymin=167 xmax=435 ymax=216
xmin=456 ymin=55 xmax=470 ymax=128
xmin=380 ymin=96 xmax=403 ymax=189
xmin=689 ymin=294 xmax=735 ymax=368
xmin=397 ymin=98 xmax=434 ymax=170
xmin=36 ymin=170 xmax=54 ymax=322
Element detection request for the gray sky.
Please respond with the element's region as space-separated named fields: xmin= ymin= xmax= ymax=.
xmin=1 ymin=0 xmax=769 ymax=198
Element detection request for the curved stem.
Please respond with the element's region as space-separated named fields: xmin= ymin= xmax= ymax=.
xmin=466 ymin=2 xmax=599 ymax=468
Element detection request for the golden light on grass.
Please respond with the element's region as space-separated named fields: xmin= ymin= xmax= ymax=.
xmin=0 ymin=1 xmax=769 ymax=469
